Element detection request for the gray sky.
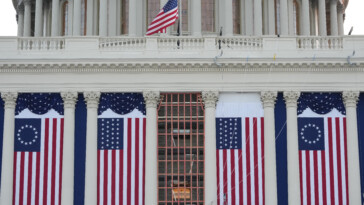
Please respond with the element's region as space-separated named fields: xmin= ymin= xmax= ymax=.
xmin=0 ymin=0 xmax=363 ymax=36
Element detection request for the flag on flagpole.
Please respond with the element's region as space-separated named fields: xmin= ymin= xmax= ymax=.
xmin=146 ymin=0 xmax=178 ymax=35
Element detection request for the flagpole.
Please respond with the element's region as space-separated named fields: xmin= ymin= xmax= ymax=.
xmin=179 ymin=0 xmax=182 ymax=35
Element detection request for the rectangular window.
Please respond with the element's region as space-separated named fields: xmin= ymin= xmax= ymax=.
xmin=157 ymin=93 xmax=205 ymax=205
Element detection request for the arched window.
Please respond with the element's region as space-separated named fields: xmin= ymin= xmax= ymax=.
xmin=62 ymin=1 xmax=69 ymax=36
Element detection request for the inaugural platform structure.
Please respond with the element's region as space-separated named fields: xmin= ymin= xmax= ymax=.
xmin=0 ymin=0 xmax=364 ymax=205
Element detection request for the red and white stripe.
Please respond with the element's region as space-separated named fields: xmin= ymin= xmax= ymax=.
xmin=13 ymin=118 xmax=64 ymax=205
xmin=146 ymin=7 xmax=178 ymax=35
xmin=217 ymin=117 xmax=265 ymax=205
xmin=299 ymin=117 xmax=349 ymax=205
xmin=97 ymin=117 xmax=146 ymax=205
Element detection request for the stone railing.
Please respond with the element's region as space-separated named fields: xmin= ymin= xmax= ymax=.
xmin=297 ymin=36 xmax=343 ymax=50
xmin=157 ymin=36 xmax=205 ymax=50
xmin=216 ymin=36 xmax=263 ymax=50
xmin=18 ymin=37 xmax=65 ymax=51
xmin=99 ymin=37 xmax=146 ymax=50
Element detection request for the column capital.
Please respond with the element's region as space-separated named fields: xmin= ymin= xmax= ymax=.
xmin=1 ymin=92 xmax=18 ymax=109
xmin=261 ymin=91 xmax=277 ymax=108
xmin=284 ymin=91 xmax=300 ymax=108
xmin=84 ymin=91 xmax=100 ymax=109
xmin=202 ymin=91 xmax=219 ymax=109
xmin=342 ymin=91 xmax=359 ymax=108
xmin=24 ymin=0 xmax=32 ymax=5
xmin=143 ymin=91 xmax=160 ymax=109
xmin=61 ymin=91 xmax=78 ymax=109
xmin=17 ymin=5 xmax=24 ymax=12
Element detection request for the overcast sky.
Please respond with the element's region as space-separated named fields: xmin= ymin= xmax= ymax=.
xmin=0 ymin=0 xmax=363 ymax=36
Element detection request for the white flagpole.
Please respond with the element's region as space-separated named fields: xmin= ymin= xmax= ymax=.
xmin=179 ymin=0 xmax=182 ymax=35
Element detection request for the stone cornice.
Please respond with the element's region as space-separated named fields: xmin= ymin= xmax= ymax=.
xmin=0 ymin=62 xmax=364 ymax=73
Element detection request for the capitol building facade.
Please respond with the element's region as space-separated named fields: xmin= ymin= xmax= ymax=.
xmin=0 ymin=0 xmax=364 ymax=205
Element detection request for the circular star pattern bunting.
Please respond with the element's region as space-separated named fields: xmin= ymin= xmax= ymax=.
xmin=16 ymin=93 xmax=64 ymax=115
xmin=297 ymin=92 xmax=346 ymax=115
xmin=16 ymin=124 xmax=39 ymax=146
xmin=300 ymin=123 xmax=322 ymax=144
xmin=98 ymin=93 xmax=146 ymax=115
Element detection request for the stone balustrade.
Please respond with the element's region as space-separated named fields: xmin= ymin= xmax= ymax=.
xmin=0 ymin=36 xmax=363 ymax=61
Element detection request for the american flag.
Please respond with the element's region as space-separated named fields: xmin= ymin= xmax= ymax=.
xmin=97 ymin=116 xmax=146 ymax=205
xmin=13 ymin=115 xmax=64 ymax=205
xmin=146 ymin=0 xmax=178 ymax=35
xmin=216 ymin=117 xmax=265 ymax=205
xmin=298 ymin=115 xmax=349 ymax=205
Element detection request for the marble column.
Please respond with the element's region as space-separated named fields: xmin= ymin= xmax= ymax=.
xmin=254 ymin=0 xmax=263 ymax=36
xmin=35 ymin=0 xmax=43 ymax=36
xmin=67 ymin=0 xmax=74 ymax=35
xmin=86 ymin=0 xmax=94 ymax=35
xmin=261 ymin=91 xmax=278 ymax=205
xmin=143 ymin=91 xmax=160 ymax=205
xmin=284 ymin=91 xmax=301 ymax=205
xmin=288 ymin=0 xmax=295 ymax=35
xmin=99 ymin=0 xmax=107 ymax=36
xmin=191 ymin=0 xmax=201 ymax=36
xmin=0 ymin=92 xmax=18 ymax=205
xmin=301 ymin=0 xmax=310 ymax=35
xmin=268 ymin=0 xmax=275 ymax=35
xmin=24 ymin=0 xmax=32 ymax=37
xmin=280 ymin=0 xmax=289 ymax=35
xmin=245 ymin=0 xmax=253 ymax=35
xmin=73 ymin=0 xmax=82 ymax=35
xmin=202 ymin=91 xmax=219 ymax=205
xmin=51 ymin=0 xmax=60 ymax=36
xmin=60 ymin=92 xmax=78 ymax=205
xmin=108 ymin=0 xmax=117 ymax=36
xmin=342 ymin=91 xmax=362 ymax=204
xmin=338 ymin=6 xmax=344 ymax=36
xmin=84 ymin=91 xmax=100 ymax=205
xmin=330 ymin=0 xmax=338 ymax=36
xmin=318 ymin=0 xmax=327 ymax=36
xmin=17 ymin=6 xmax=24 ymax=37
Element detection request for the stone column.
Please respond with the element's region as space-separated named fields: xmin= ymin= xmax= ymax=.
xmin=67 ymin=0 xmax=74 ymax=35
xmin=84 ymin=91 xmax=100 ymax=205
xmin=0 ymin=92 xmax=18 ymax=205
xmin=245 ymin=0 xmax=253 ymax=35
xmin=330 ymin=0 xmax=338 ymax=36
xmin=73 ymin=0 xmax=82 ymax=35
xmin=99 ymin=0 xmax=107 ymax=36
xmin=202 ymin=91 xmax=219 ymax=205
xmin=86 ymin=0 xmax=94 ymax=35
xmin=35 ymin=0 xmax=43 ymax=36
xmin=284 ymin=91 xmax=301 ymax=205
xmin=143 ymin=91 xmax=160 ymax=205
xmin=128 ymin=0 xmax=137 ymax=36
xmin=342 ymin=91 xmax=362 ymax=205
xmin=288 ymin=0 xmax=295 ymax=35
xmin=261 ymin=91 xmax=278 ymax=205
xmin=60 ymin=92 xmax=78 ymax=205
xmin=17 ymin=6 xmax=24 ymax=37
xmin=301 ymin=0 xmax=310 ymax=35
xmin=318 ymin=0 xmax=327 ymax=36
xmin=268 ymin=0 xmax=276 ymax=35
xmin=24 ymin=0 xmax=32 ymax=37
xmin=190 ymin=0 xmax=201 ymax=36
xmin=254 ymin=0 xmax=263 ymax=36
xmin=51 ymin=0 xmax=60 ymax=36
xmin=337 ymin=6 xmax=344 ymax=36
xmin=280 ymin=0 xmax=289 ymax=35
xmin=108 ymin=0 xmax=117 ymax=36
